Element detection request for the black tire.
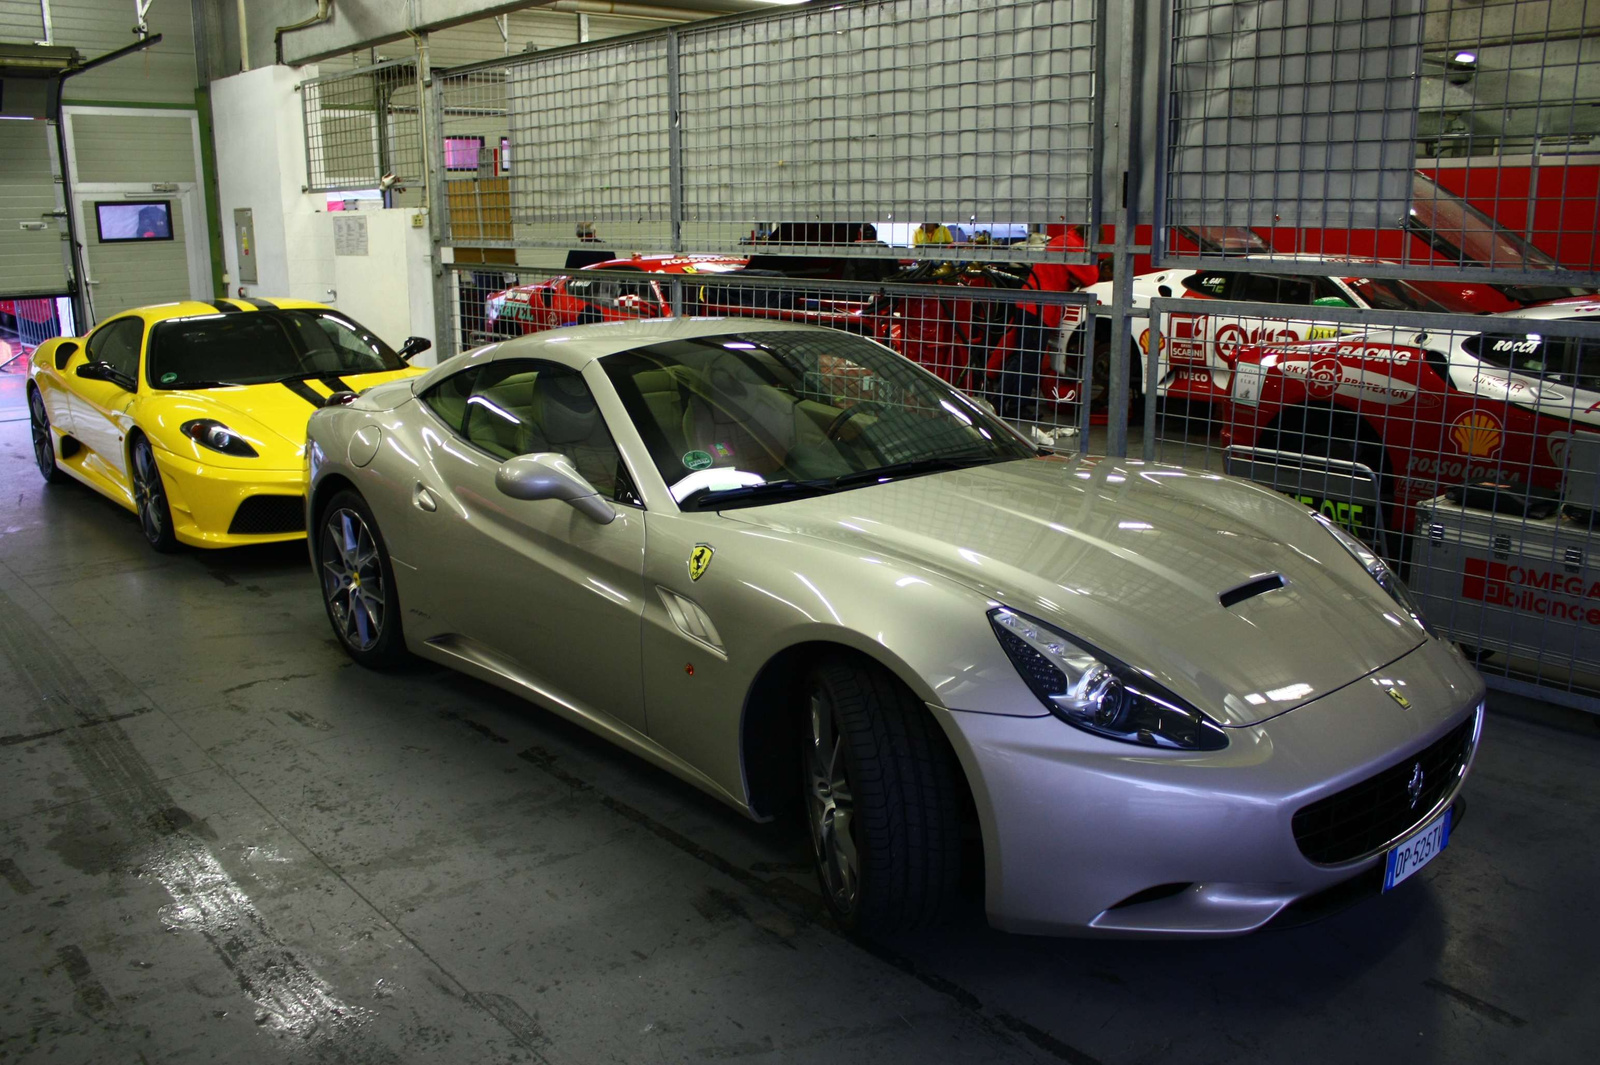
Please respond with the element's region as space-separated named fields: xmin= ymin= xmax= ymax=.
xmin=316 ymin=490 xmax=408 ymax=669
xmin=130 ymin=434 xmax=179 ymax=553
xmin=802 ymin=655 xmax=964 ymax=936
xmin=28 ymin=386 xmax=66 ymax=484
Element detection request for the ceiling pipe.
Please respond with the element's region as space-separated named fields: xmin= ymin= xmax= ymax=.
xmin=276 ymin=0 xmax=332 ymax=66
xmin=547 ymin=1 xmax=707 ymax=23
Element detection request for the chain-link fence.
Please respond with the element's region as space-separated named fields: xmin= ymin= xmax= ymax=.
xmin=446 ymin=260 xmax=1100 ymax=448
xmin=300 ymin=58 xmax=425 ymax=194
xmin=1143 ymin=0 xmax=1600 ymax=708
xmin=433 ymin=0 xmax=1099 ymax=263
xmin=420 ymin=0 xmax=1600 ymax=710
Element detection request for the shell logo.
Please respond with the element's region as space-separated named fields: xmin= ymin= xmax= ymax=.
xmin=1450 ymin=410 xmax=1503 ymax=458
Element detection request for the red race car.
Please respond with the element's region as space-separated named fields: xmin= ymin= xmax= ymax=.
xmin=481 ymin=254 xmax=749 ymax=339
xmin=1224 ymin=298 xmax=1600 ymax=550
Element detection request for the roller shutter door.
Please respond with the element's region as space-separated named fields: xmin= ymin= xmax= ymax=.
xmin=0 ymin=119 xmax=68 ymax=296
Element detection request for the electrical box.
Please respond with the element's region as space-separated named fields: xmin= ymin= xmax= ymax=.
xmin=233 ymin=208 xmax=256 ymax=284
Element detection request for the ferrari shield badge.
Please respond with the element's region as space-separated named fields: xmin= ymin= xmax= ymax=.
xmin=1387 ymin=687 xmax=1411 ymax=710
xmin=689 ymin=544 xmax=714 ymax=582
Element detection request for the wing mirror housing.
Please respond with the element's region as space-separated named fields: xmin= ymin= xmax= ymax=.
xmin=398 ymin=335 xmax=432 ymax=362
xmin=495 ymin=453 xmax=616 ymax=524
xmin=75 ymin=360 xmax=114 ymax=382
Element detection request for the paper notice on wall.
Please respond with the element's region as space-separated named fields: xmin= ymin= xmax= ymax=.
xmin=1166 ymin=0 xmax=1423 ymax=230
xmin=333 ymin=215 xmax=368 ymax=256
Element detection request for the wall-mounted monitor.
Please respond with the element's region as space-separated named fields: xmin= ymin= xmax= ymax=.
xmin=95 ymin=201 xmax=173 ymax=243
xmin=444 ymin=136 xmax=484 ymax=171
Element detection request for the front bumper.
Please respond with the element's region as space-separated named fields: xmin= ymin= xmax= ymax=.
xmin=937 ymin=637 xmax=1485 ymax=937
xmin=152 ymin=448 xmax=305 ymax=548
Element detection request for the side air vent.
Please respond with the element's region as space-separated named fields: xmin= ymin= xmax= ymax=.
xmin=1219 ymin=573 xmax=1287 ymax=609
xmin=658 ymin=587 xmax=724 ymax=654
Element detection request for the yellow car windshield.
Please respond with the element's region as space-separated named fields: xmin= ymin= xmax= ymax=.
xmin=147 ymin=310 xmax=403 ymax=389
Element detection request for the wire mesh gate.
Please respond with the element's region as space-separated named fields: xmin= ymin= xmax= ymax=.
xmin=414 ymin=0 xmax=1600 ymax=709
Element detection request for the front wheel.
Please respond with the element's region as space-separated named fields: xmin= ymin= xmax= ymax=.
xmin=28 ymin=387 xmax=66 ymax=484
xmin=130 ymin=435 xmax=178 ymax=552
xmin=317 ymin=490 xmax=408 ymax=669
xmin=803 ymin=656 xmax=965 ymax=936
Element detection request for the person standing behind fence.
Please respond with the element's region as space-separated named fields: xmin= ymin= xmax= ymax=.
xmin=995 ymin=228 xmax=1101 ymax=418
xmin=914 ymin=221 xmax=954 ymax=246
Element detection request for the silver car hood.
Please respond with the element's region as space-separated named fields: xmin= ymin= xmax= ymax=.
xmin=720 ymin=456 xmax=1426 ymax=726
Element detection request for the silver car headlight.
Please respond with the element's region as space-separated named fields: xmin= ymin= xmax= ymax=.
xmin=988 ymin=608 xmax=1228 ymax=751
xmin=1313 ymin=514 xmax=1436 ymax=636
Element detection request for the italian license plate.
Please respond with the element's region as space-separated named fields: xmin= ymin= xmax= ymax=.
xmin=1382 ymin=807 xmax=1452 ymax=892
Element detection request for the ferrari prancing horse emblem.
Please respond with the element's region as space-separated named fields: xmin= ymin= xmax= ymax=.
xmin=1387 ymin=687 xmax=1411 ymax=710
xmin=689 ymin=544 xmax=714 ymax=581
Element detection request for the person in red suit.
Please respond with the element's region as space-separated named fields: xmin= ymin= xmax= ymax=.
xmin=994 ymin=228 xmax=1101 ymax=418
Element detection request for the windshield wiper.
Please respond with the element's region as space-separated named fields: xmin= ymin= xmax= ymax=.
xmin=830 ymin=453 xmax=1003 ymax=489
xmin=680 ymin=477 xmax=836 ymax=510
xmin=166 ymin=379 xmax=245 ymax=389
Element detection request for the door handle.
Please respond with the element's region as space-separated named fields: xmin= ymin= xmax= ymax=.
xmin=413 ymin=484 xmax=437 ymax=512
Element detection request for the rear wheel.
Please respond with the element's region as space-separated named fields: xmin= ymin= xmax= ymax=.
xmin=28 ymin=387 xmax=66 ymax=484
xmin=802 ymin=655 xmax=964 ymax=936
xmin=317 ymin=490 xmax=407 ymax=669
xmin=130 ymin=435 xmax=178 ymax=552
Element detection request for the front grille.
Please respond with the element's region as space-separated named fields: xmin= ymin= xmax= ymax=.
xmin=1292 ymin=717 xmax=1475 ymax=865
xmin=228 ymin=495 xmax=306 ymax=535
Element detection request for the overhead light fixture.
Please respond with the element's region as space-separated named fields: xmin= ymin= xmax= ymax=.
xmin=1445 ymin=50 xmax=1478 ymax=84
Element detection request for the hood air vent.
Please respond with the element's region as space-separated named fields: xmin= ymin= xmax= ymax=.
xmin=1219 ymin=573 xmax=1287 ymax=609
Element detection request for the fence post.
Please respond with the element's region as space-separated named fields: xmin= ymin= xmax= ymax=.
xmin=666 ymin=27 xmax=684 ymax=255
xmin=422 ymin=52 xmax=455 ymax=362
xmin=1104 ymin=0 xmax=1145 ymax=459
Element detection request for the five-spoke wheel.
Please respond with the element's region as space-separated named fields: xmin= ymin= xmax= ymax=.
xmin=131 ymin=435 xmax=177 ymax=552
xmin=802 ymin=657 xmax=965 ymax=936
xmin=317 ymin=491 xmax=406 ymax=668
xmin=28 ymin=387 xmax=65 ymax=484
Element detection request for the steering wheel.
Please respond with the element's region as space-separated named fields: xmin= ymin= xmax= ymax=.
xmin=823 ymin=400 xmax=888 ymax=442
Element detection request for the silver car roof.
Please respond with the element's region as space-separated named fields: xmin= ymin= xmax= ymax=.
xmin=411 ymin=316 xmax=844 ymax=392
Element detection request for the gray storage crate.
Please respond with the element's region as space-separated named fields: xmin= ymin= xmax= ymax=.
xmin=1410 ymin=496 xmax=1600 ymax=672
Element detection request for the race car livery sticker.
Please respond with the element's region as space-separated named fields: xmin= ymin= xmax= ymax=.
xmin=689 ymin=544 xmax=714 ymax=581
xmin=1449 ymin=410 xmax=1504 ymax=459
xmin=1276 ymin=359 xmax=1417 ymax=405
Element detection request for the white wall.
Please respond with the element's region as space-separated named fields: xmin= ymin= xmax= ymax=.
xmin=210 ymin=64 xmax=436 ymax=363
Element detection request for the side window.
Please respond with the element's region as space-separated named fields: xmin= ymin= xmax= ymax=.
xmin=1235 ymin=274 xmax=1315 ymax=305
xmin=87 ymin=318 xmax=144 ymax=381
xmin=421 ymin=367 xmax=479 ymax=433
xmin=1181 ymin=271 xmax=1231 ymax=299
xmin=443 ymin=360 xmax=632 ymax=503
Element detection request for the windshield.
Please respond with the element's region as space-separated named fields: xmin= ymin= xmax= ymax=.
xmin=1174 ymin=225 xmax=1272 ymax=256
xmin=1408 ymin=173 xmax=1590 ymax=302
xmin=1345 ymin=276 xmax=1487 ymax=314
xmin=601 ymin=330 xmax=1035 ymax=510
xmin=147 ymin=309 xmax=403 ymax=389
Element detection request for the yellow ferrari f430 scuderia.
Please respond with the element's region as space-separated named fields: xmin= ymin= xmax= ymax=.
xmin=26 ymin=297 xmax=429 ymax=551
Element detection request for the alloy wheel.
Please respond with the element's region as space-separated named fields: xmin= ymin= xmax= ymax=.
xmin=132 ymin=441 xmax=167 ymax=544
xmin=29 ymin=390 xmax=55 ymax=479
xmin=806 ymin=692 xmax=860 ymax=913
xmin=321 ymin=508 xmax=386 ymax=652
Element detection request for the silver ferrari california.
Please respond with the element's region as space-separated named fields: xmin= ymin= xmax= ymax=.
xmin=304 ymin=318 xmax=1484 ymax=938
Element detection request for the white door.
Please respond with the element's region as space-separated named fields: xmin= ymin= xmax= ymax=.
xmin=73 ymin=188 xmax=209 ymax=327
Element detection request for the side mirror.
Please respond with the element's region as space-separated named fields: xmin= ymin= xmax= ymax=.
xmin=495 ymin=452 xmax=616 ymax=525
xmin=76 ymin=360 xmax=113 ymax=382
xmin=398 ymin=336 xmax=432 ymax=362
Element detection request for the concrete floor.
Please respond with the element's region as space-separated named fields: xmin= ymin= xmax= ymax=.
xmin=1 ymin=367 xmax=1597 ymax=1065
